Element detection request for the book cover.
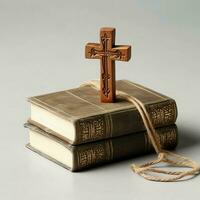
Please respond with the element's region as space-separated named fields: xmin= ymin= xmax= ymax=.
xmin=28 ymin=80 xmax=177 ymax=145
xmin=25 ymin=123 xmax=178 ymax=171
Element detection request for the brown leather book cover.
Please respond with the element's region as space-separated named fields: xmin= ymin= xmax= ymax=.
xmin=28 ymin=80 xmax=177 ymax=145
xmin=25 ymin=123 xmax=178 ymax=172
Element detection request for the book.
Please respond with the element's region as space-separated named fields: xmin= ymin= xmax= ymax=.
xmin=25 ymin=123 xmax=178 ymax=171
xmin=28 ymin=80 xmax=177 ymax=145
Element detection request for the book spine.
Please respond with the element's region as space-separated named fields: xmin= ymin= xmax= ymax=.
xmin=72 ymin=125 xmax=178 ymax=171
xmin=75 ymin=99 xmax=177 ymax=144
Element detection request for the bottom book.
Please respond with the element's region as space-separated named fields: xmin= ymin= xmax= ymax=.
xmin=25 ymin=123 xmax=178 ymax=172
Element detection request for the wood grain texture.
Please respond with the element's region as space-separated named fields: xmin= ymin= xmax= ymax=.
xmin=85 ymin=28 xmax=131 ymax=103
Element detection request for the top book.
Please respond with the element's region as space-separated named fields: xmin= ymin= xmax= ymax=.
xmin=28 ymin=80 xmax=177 ymax=145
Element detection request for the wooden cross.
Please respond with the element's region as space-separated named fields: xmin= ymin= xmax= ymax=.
xmin=85 ymin=27 xmax=131 ymax=103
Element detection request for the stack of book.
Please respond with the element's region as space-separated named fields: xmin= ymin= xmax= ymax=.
xmin=25 ymin=80 xmax=178 ymax=171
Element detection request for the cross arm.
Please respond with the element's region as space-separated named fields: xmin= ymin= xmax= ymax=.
xmin=85 ymin=43 xmax=101 ymax=59
xmin=112 ymin=45 xmax=131 ymax=61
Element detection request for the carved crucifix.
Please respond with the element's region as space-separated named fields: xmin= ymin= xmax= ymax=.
xmin=85 ymin=27 xmax=131 ymax=103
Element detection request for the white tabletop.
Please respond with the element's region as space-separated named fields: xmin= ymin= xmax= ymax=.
xmin=1 ymin=0 xmax=200 ymax=199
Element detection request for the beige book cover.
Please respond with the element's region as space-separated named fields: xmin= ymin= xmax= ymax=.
xmin=25 ymin=123 xmax=178 ymax=171
xmin=28 ymin=80 xmax=177 ymax=145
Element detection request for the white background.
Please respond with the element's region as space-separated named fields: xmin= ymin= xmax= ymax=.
xmin=0 ymin=0 xmax=200 ymax=199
